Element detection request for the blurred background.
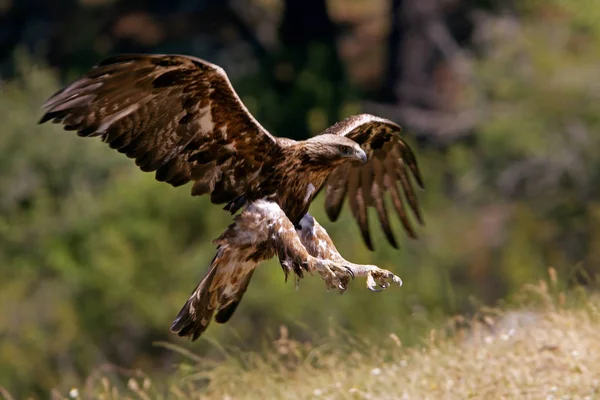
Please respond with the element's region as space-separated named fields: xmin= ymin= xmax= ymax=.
xmin=1 ymin=0 xmax=599 ymax=396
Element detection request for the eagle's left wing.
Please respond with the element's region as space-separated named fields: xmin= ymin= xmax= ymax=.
xmin=39 ymin=54 xmax=281 ymax=209
xmin=322 ymin=114 xmax=424 ymax=250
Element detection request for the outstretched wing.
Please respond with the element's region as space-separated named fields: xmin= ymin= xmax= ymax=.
xmin=40 ymin=54 xmax=280 ymax=206
xmin=322 ymin=114 xmax=424 ymax=250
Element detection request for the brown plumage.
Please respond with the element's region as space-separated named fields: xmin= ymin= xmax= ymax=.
xmin=40 ymin=54 xmax=424 ymax=340
xmin=322 ymin=115 xmax=424 ymax=250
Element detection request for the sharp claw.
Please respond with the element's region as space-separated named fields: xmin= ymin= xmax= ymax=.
xmin=315 ymin=261 xmax=402 ymax=293
xmin=378 ymin=280 xmax=390 ymax=289
xmin=392 ymin=275 xmax=403 ymax=287
xmin=366 ymin=273 xmax=383 ymax=292
xmin=344 ymin=266 xmax=355 ymax=279
xmin=365 ymin=270 xmax=403 ymax=292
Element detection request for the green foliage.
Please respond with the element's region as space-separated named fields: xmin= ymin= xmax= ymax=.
xmin=473 ymin=1 xmax=600 ymax=282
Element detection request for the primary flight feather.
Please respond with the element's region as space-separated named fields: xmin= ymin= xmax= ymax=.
xmin=40 ymin=54 xmax=424 ymax=340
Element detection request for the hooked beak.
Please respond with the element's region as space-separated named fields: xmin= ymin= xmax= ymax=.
xmin=356 ymin=148 xmax=368 ymax=164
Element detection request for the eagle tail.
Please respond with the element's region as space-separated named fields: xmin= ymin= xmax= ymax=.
xmin=170 ymin=245 xmax=257 ymax=341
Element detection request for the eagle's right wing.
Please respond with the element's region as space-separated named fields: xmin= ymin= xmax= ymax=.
xmin=322 ymin=114 xmax=424 ymax=250
xmin=40 ymin=54 xmax=280 ymax=206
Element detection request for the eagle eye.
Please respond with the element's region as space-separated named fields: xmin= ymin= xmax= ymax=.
xmin=338 ymin=145 xmax=353 ymax=155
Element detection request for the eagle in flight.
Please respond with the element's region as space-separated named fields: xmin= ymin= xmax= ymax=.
xmin=40 ymin=54 xmax=424 ymax=341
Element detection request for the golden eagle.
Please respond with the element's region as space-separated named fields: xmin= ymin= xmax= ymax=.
xmin=40 ymin=54 xmax=424 ymax=340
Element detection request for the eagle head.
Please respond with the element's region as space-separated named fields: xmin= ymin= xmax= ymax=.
xmin=303 ymin=134 xmax=367 ymax=165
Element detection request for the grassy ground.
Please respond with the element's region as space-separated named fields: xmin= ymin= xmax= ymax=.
xmin=10 ymin=274 xmax=600 ymax=400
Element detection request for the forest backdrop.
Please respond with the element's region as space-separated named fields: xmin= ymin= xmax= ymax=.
xmin=1 ymin=0 xmax=599 ymax=396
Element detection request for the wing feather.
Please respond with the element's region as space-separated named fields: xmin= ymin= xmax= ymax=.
xmin=323 ymin=114 xmax=424 ymax=249
xmin=397 ymin=159 xmax=424 ymax=224
xmin=324 ymin=163 xmax=350 ymax=221
xmin=371 ymin=152 xmax=398 ymax=248
xmin=40 ymin=53 xmax=282 ymax=207
xmin=347 ymin=166 xmax=373 ymax=250
xmin=386 ymin=167 xmax=418 ymax=239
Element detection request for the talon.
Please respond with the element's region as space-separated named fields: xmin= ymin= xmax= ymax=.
xmin=378 ymin=280 xmax=390 ymax=289
xmin=365 ymin=269 xmax=404 ymax=292
xmin=392 ymin=275 xmax=403 ymax=287
xmin=344 ymin=266 xmax=355 ymax=279
xmin=366 ymin=273 xmax=383 ymax=292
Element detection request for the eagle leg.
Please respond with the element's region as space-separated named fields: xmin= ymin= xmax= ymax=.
xmin=275 ymin=241 xmax=354 ymax=293
xmin=295 ymin=213 xmax=403 ymax=292
xmin=253 ymin=202 xmax=353 ymax=292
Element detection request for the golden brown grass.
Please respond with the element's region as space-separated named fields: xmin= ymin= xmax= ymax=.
xmin=15 ymin=272 xmax=600 ymax=400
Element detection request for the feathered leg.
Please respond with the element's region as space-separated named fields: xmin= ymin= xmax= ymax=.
xmin=171 ymin=201 xmax=355 ymax=340
xmin=262 ymin=205 xmax=355 ymax=292
xmin=296 ymin=213 xmax=403 ymax=292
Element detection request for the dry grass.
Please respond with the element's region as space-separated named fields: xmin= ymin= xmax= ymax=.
xmin=24 ymin=274 xmax=600 ymax=400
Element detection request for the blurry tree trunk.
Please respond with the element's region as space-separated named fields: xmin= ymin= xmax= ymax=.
xmin=370 ymin=0 xmax=480 ymax=146
xmin=379 ymin=0 xmax=403 ymax=103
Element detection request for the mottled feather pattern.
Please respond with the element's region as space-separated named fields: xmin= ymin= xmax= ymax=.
xmin=323 ymin=115 xmax=425 ymax=250
xmin=170 ymin=246 xmax=260 ymax=341
xmin=171 ymin=200 xmax=314 ymax=340
xmin=171 ymin=201 xmax=277 ymax=340
xmin=296 ymin=213 xmax=344 ymax=263
xmin=40 ymin=54 xmax=279 ymax=205
xmin=40 ymin=54 xmax=425 ymax=340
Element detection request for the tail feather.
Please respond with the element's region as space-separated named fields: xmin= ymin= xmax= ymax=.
xmin=170 ymin=246 xmax=259 ymax=341
xmin=214 ymin=269 xmax=255 ymax=324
